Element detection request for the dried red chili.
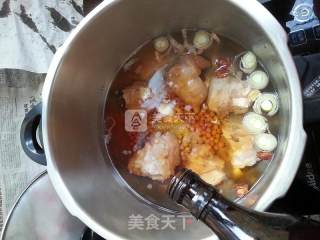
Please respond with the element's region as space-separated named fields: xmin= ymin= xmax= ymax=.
xmin=214 ymin=57 xmax=232 ymax=78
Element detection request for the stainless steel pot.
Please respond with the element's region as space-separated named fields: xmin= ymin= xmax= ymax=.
xmin=24 ymin=0 xmax=307 ymax=239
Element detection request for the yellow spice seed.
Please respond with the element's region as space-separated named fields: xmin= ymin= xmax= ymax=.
xmin=232 ymin=168 xmax=243 ymax=179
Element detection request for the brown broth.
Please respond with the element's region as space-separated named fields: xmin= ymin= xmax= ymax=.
xmin=104 ymin=31 xmax=271 ymax=210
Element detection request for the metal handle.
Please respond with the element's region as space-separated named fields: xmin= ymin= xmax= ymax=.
xmin=20 ymin=103 xmax=47 ymax=165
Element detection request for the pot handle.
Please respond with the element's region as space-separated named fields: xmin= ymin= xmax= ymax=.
xmin=20 ymin=103 xmax=47 ymax=166
xmin=303 ymin=97 xmax=320 ymax=125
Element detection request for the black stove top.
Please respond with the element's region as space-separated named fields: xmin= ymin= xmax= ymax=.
xmin=264 ymin=0 xmax=320 ymax=55
xmin=262 ymin=0 xmax=320 ymax=216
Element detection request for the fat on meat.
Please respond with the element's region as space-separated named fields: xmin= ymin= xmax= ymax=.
xmin=128 ymin=132 xmax=181 ymax=181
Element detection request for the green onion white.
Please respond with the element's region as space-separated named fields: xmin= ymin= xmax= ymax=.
xmin=253 ymin=93 xmax=279 ymax=117
xmin=247 ymin=89 xmax=261 ymax=103
xmin=260 ymin=100 xmax=273 ymax=112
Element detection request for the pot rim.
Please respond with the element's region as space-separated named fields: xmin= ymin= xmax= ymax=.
xmin=42 ymin=0 xmax=306 ymax=239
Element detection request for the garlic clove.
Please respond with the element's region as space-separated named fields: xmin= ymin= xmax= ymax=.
xmin=242 ymin=112 xmax=268 ymax=134
xmin=248 ymin=70 xmax=269 ymax=90
xmin=254 ymin=133 xmax=277 ymax=152
xmin=154 ymin=36 xmax=170 ymax=53
xmin=240 ymin=51 xmax=257 ymax=74
xmin=193 ymin=30 xmax=213 ymax=50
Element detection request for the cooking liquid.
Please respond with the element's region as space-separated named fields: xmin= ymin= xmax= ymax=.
xmin=104 ymin=32 xmax=272 ymax=211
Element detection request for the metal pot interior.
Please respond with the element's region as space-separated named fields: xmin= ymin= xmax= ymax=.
xmin=43 ymin=0 xmax=299 ymax=239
